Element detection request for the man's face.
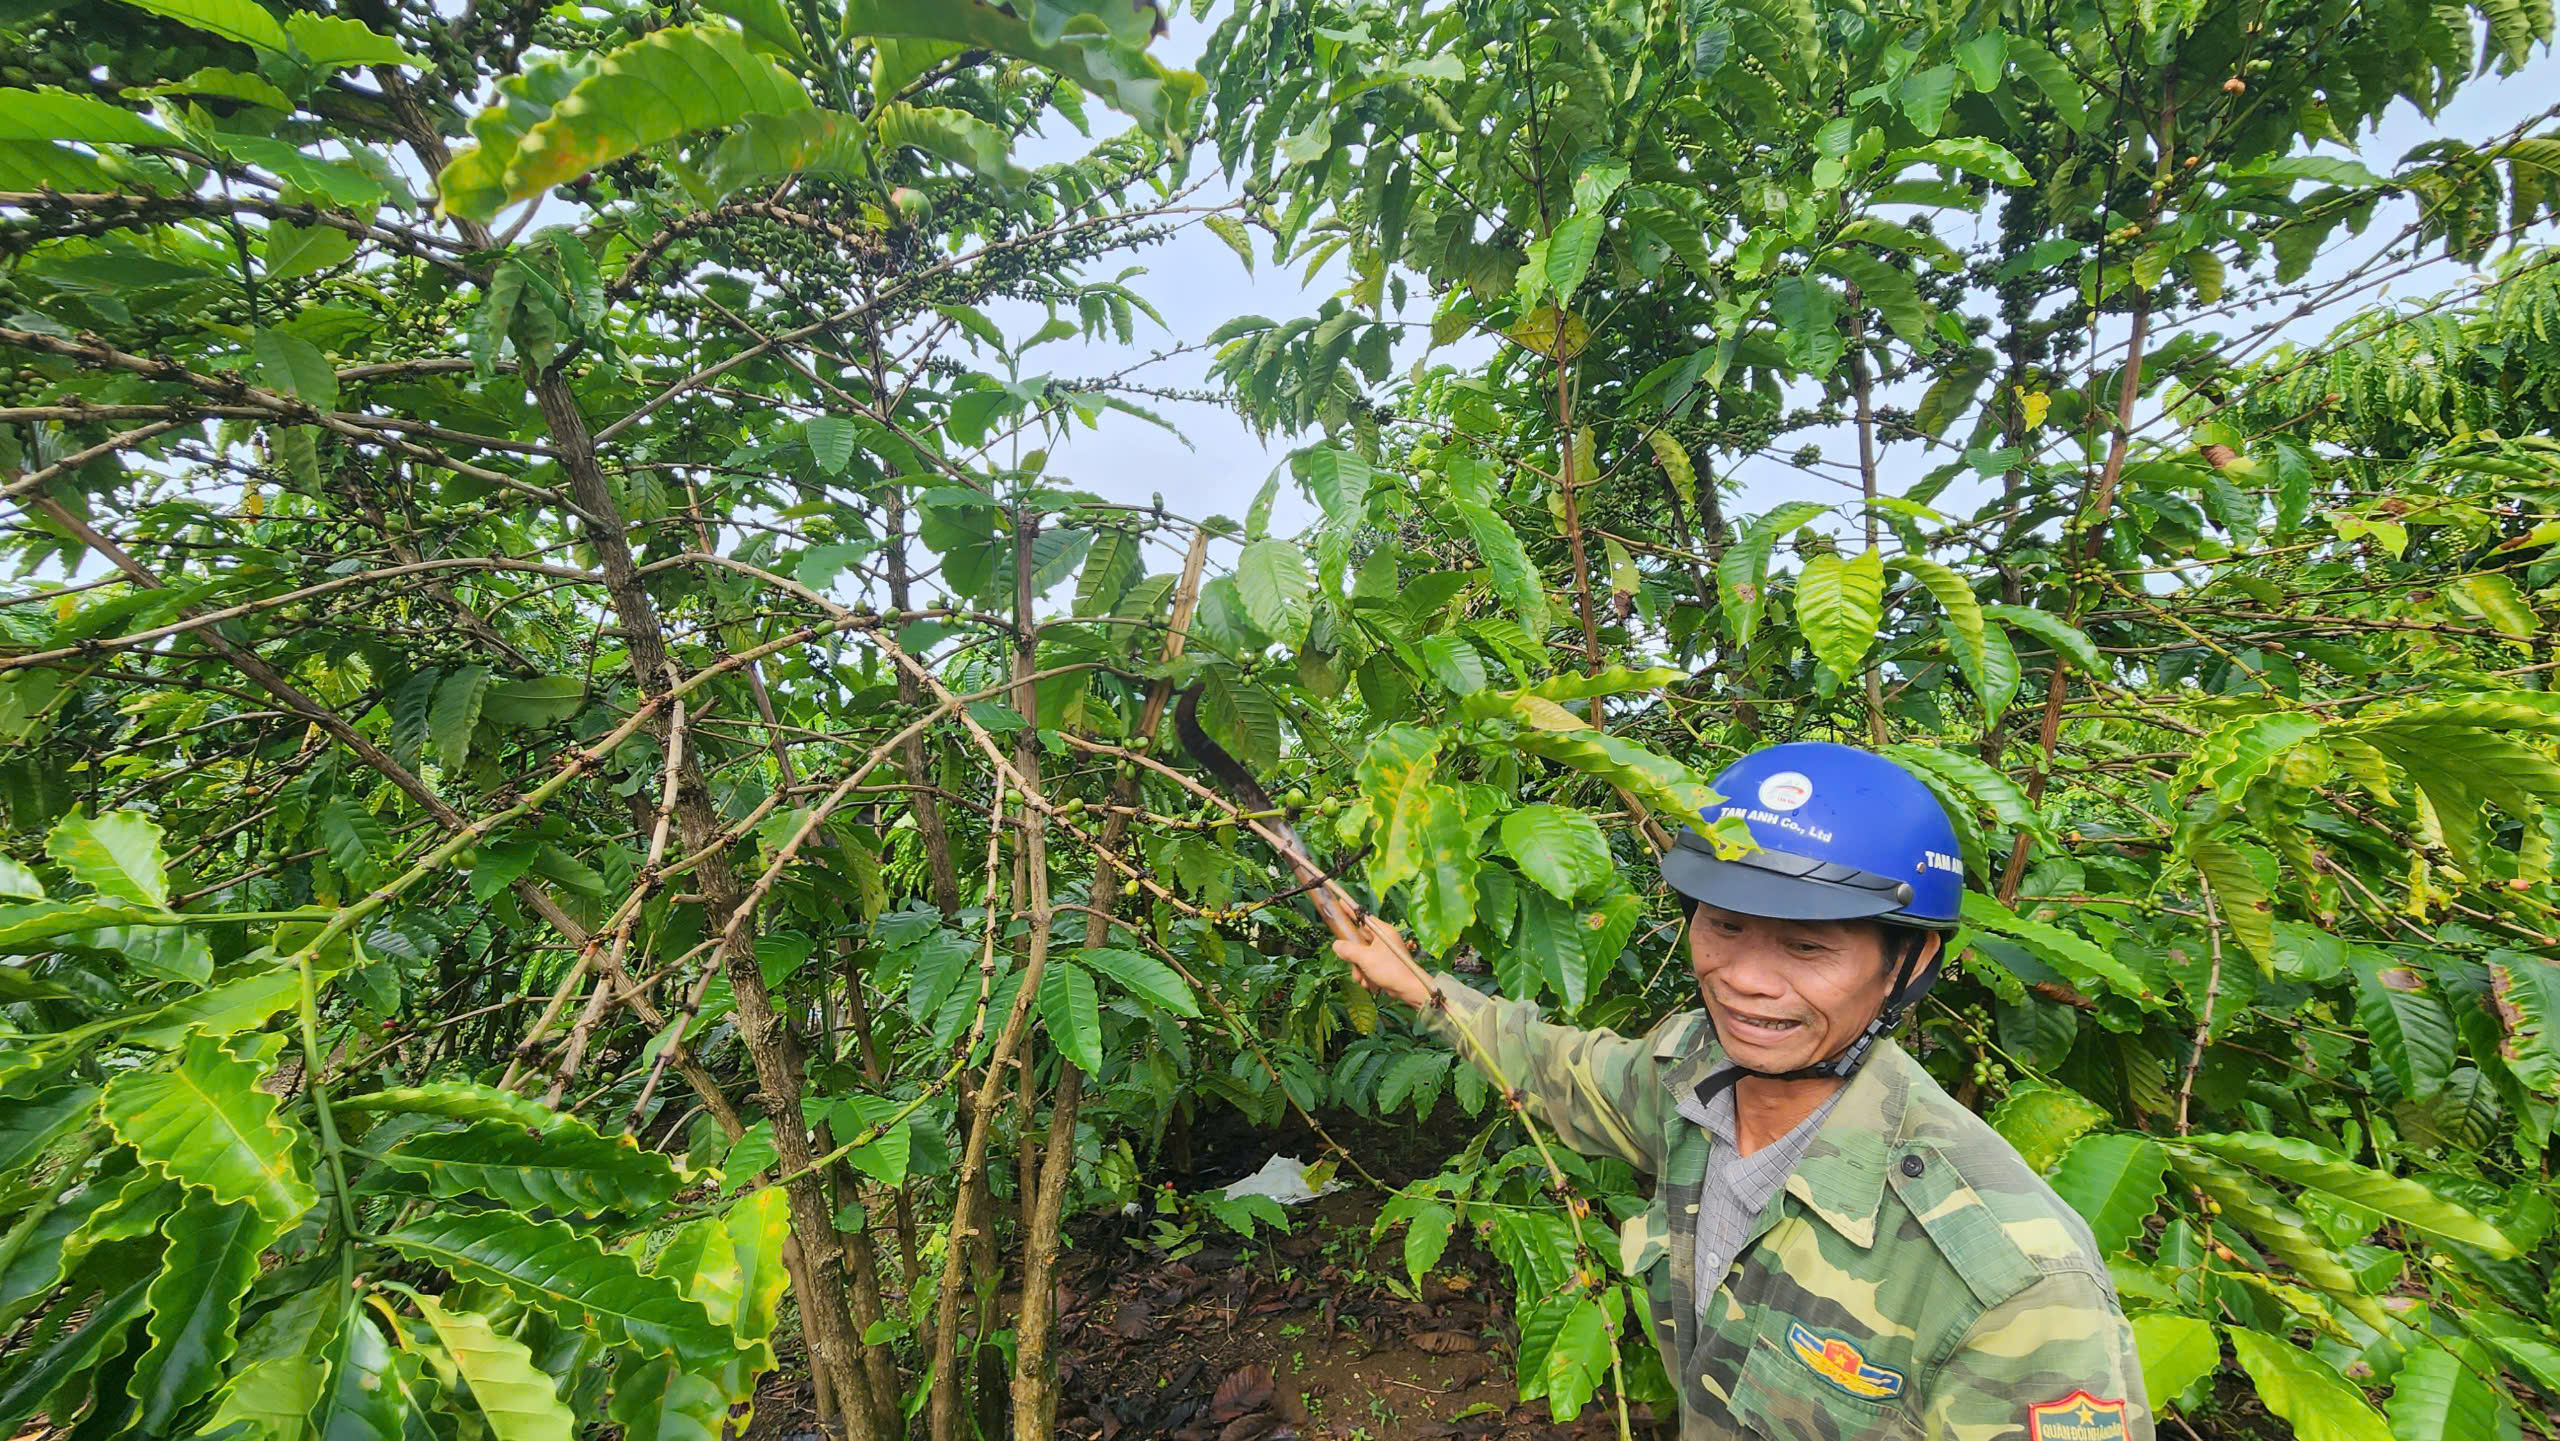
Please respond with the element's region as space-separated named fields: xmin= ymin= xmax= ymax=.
xmin=1685 ymin=903 xmax=1900 ymax=1073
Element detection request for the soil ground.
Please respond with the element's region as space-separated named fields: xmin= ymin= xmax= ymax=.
xmin=1047 ymin=1185 xmax=1640 ymax=1441
xmin=1047 ymin=1106 xmax=1661 ymax=1441
xmin=750 ymin=1106 xmax=1669 ymax=1441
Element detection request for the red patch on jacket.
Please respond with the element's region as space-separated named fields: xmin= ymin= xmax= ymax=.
xmin=2027 ymin=1391 xmax=2129 ymax=1441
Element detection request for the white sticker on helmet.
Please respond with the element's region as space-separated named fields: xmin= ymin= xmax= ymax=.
xmin=1757 ymin=771 xmax=1813 ymax=812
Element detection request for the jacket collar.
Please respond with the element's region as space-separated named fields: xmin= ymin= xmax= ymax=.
xmin=1655 ymin=1014 xmax=1911 ymax=1250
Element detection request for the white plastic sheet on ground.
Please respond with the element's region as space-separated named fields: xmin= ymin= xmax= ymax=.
xmin=1219 ymin=1154 xmax=1345 ymax=1206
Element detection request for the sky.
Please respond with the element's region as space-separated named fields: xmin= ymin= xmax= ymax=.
xmin=993 ymin=12 xmax=2560 ymax=571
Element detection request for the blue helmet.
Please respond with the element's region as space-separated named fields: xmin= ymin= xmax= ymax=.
xmin=1661 ymin=742 xmax=1963 ymax=931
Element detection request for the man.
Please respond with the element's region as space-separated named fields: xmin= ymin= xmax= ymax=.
xmin=1329 ymin=742 xmax=2151 ymax=1441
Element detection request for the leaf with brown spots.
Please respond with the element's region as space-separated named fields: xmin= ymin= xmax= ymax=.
xmin=2489 ymin=953 xmax=2560 ymax=1094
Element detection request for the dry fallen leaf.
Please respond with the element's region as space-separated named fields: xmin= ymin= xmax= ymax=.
xmin=1210 ymin=1363 xmax=1275 ymax=1419
xmin=1110 ymin=1299 xmax=1155 ymax=1340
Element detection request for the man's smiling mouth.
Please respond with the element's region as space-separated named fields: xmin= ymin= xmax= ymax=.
xmin=1718 ymin=1007 xmax=1806 ymax=1041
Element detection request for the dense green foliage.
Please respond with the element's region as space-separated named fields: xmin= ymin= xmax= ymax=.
xmin=2 ymin=0 xmax=2560 ymax=1437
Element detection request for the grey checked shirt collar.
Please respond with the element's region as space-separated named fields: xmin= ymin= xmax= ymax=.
xmin=1674 ymin=1061 xmax=1849 ymax=1312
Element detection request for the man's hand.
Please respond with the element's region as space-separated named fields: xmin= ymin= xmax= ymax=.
xmin=1331 ymin=916 xmax=1434 ymax=1010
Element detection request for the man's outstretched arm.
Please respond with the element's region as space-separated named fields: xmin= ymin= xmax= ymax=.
xmin=1333 ymin=922 xmax=1673 ymax=1172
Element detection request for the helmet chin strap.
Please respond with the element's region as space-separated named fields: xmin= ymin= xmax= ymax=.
xmin=1695 ymin=929 xmax=1941 ymax=1106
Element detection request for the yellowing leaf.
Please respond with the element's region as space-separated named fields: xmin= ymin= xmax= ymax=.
xmin=1505 ymin=306 xmax=1589 ymax=359
xmin=1356 ymin=725 xmax=1444 ymax=897
xmin=1795 ymin=548 xmax=1884 ymax=680
xmin=1510 ymin=694 xmax=1591 ymax=731
xmin=409 ymin=1293 xmax=577 ymax=1441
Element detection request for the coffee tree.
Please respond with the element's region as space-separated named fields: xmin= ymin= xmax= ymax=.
xmin=0 ymin=2 xmax=1261 ymax=1437
xmin=1202 ymin=0 xmax=2560 ymax=1434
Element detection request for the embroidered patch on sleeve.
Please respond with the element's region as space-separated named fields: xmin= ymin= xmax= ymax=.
xmin=2027 ymin=1391 xmax=2129 ymax=1441
xmin=1784 ymin=1322 xmax=1905 ymax=1401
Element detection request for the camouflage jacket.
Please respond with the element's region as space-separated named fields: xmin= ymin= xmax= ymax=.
xmin=1421 ymin=976 xmax=2152 ymax=1441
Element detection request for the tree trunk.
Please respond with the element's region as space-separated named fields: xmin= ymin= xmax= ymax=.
xmin=886 ymin=475 xmax=964 ymax=916
xmin=1009 ymin=526 xmax=1212 ymax=1440
xmin=1998 ymin=290 xmax=2154 ymax=905
xmin=368 ymin=77 xmax=879 ymax=1433
xmin=1846 ymin=300 xmax=1890 ymax=748
xmin=929 ymin=507 xmax=1059 ymax=1441
xmin=527 ymin=378 xmax=881 ymax=1437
